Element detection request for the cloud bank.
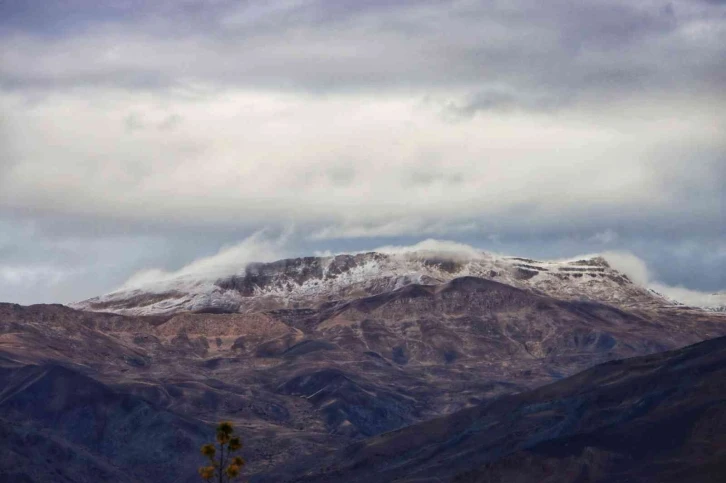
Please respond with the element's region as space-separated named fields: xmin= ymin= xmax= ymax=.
xmin=0 ymin=0 xmax=724 ymax=303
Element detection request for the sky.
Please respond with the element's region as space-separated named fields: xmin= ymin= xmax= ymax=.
xmin=0 ymin=0 xmax=724 ymax=305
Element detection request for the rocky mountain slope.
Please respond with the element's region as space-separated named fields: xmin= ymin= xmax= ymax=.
xmin=73 ymin=251 xmax=671 ymax=316
xmin=2 ymin=249 xmax=725 ymax=482
xmin=260 ymin=335 xmax=726 ymax=483
xmin=2 ymin=268 xmax=726 ymax=481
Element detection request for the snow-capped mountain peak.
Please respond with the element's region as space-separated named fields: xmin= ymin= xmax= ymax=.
xmin=71 ymin=250 xmax=673 ymax=316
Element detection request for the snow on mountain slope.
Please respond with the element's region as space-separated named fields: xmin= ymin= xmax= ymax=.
xmin=71 ymin=250 xmax=674 ymax=316
xmin=702 ymin=292 xmax=726 ymax=313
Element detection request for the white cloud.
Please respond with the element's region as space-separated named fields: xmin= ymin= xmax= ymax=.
xmin=602 ymin=250 xmax=725 ymax=308
xmin=601 ymin=251 xmax=652 ymax=286
xmin=589 ymin=229 xmax=619 ymax=244
xmin=1 ymin=87 xmax=723 ymax=235
xmin=649 ymin=283 xmax=726 ymax=309
xmin=119 ymin=230 xmax=290 ymax=291
xmin=371 ymin=239 xmax=488 ymax=261
xmin=310 ymin=220 xmax=480 ymax=240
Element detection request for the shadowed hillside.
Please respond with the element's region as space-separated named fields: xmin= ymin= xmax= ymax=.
xmin=258 ymin=335 xmax=726 ymax=482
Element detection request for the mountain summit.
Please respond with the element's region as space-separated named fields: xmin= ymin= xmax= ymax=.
xmin=72 ymin=250 xmax=669 ymax=316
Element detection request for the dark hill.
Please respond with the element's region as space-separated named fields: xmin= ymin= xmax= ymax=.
xmin=259 ymin=335 xmax=726 ymax=482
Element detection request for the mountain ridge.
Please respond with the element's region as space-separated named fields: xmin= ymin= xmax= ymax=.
xmin=72 ymin=250 xmax=672 ymax=316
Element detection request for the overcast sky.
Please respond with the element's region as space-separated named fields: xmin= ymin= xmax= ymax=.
xmin=1 ymin=0 xmax=724 ymax=305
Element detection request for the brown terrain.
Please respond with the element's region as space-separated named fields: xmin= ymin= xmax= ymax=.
xmin=1 ymin=253 xmax=725 ymax=482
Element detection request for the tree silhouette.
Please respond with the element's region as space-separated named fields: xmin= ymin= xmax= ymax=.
xmin=199 ymin=421 xmax=245 ymax=483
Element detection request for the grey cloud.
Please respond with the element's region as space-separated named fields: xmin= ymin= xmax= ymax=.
xmin=405 ymin=170 xmax=465 ymax=187
xmin=0 ymin=0 xmax=724 ymax=303
xmin=1 ymin=0 xmax=724 ymax=103
xmin=124 ymin=113 xmax=145 ymax=132
xmin=158 ymin=114 xmax=182 ymax=131
xmin=588 ymin=229 xmax=619 ymax=244
xmin=325 ymin=164 xmax=357 ymax=186
xmin=445 ymin=89 xmax=568 ymax=117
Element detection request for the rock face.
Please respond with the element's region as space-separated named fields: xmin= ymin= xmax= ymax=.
xmin=72 ymin=251 xmax=672 ymax=316
xmin=260 ymin=335 xmax=726 ymax=483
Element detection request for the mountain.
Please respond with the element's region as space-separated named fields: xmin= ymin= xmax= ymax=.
xmin=72 ymin=251 xmax=671 ymax=316
xmin=2 ymin=249 xmax=725 ymax=481
xmin=3 ymin=275 xmax=726 ymax=481
xmin=259 ymin=335 xmax=726 ymax=483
